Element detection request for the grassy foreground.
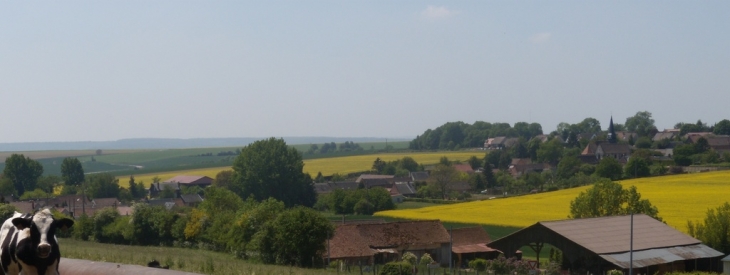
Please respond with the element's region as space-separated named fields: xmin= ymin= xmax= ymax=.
xmin=60 ymin=238 xmax=336 ymax=275
xmin=376 ymin=170 xmax=730 ymax=233
xmin=120 ymin=151 xmax=487 ymax=188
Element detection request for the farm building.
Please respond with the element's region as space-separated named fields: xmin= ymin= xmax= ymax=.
xmin=149 ymin=175 xmax=213 ymax=197
xmin=450 ymin=227 xmax=500 ymax=267
xmin=488 ymin=214 xmax=723 ymax=275
xmin=164 ymin=175 xmax=213 ymax=188
xmin=327 ymin=220 xmax=451 ymax=266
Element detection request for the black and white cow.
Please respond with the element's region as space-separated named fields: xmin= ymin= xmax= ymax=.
xmin=0 ymin=209 xmax=74 ymax=275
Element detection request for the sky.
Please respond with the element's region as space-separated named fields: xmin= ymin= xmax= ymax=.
xmin=1 ymin=1 xmax=729 ymax=143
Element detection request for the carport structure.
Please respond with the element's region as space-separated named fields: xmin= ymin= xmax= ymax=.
xmin=488 ymin=215 xmax=723 ymax=275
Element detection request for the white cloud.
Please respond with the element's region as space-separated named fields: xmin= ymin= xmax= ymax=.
xmin=530 ymin=32 xmax=552 ymax=44
xmin=421 ymin=5 xmax=458 ymax=19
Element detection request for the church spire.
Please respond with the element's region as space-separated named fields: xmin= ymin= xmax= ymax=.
xmin=608 ymin=116 xmax=617 ymax=143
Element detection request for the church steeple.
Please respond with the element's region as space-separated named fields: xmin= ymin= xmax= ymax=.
xmin=608 ymin=116 xmax=617 ymax=143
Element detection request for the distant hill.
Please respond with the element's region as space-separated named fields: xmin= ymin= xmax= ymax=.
xmin=0 ymin=137 xmax=411 ymax=151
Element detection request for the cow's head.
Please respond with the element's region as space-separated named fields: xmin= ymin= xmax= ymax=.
xmin=12 ymin=209 xmax=73 ymax=259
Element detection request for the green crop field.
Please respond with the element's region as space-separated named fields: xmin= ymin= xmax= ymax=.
xmin=375 ymin=170 xmax=730 ymax=233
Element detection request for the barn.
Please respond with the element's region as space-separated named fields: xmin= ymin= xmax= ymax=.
xmin=326 ymin=220 xmax=451 ymax=266
xmin=488 ymin=214 xmax=723 ymax=275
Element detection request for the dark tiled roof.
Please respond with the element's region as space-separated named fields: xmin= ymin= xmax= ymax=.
xmin=356 ymin=174 xmax=394 ymax=183
xmin=410 ymin=171 xmax=429 ymax=181
xmin=93 ymin=198 xmax=120 ymax=208
xmin=360 ymin=179 xmax=392 ymax=189
xmin=314 ymin=183 xmax=333 ymax=194
xmin=330 ymin=181 xmax=358 ymax=191
xmin=180 ymin=194 xmax=203 ymax=204
xmin=394 ymin=182 xmax=417 ymax=196
xmin=597 ymin=143 xmax=631 ymax=155
xmin=707 ymin=136 xmax=730 ymax=147
xmin=164 ymin=175 xmax=213 ymax=185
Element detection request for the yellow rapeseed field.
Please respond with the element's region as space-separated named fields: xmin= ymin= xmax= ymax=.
xmin=375 ymin=170 xmax=730 ymax=233
xmin=119 ymin=151 xmax=486 ymax=188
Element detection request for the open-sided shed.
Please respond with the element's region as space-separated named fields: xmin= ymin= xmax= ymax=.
xmin=488 ymin=214 xmax=723 ymax=275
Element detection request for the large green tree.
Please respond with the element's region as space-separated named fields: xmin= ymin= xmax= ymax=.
xmin=3 ymin=154 xmax=44 ymax=196
xmin=231 ymin=138 xmax=316 ymax=207
xmin=253 ymin=206 xmax=334 ymax=267
xmin=85 ymin=173 xmax=120 ymax=199
xmin=428 ymin=164 xmax=458 ymax=199
xmin=61 ymin=157 xmax=85 ymax=186
xmin=624 ymin=157 xmax=650 ymax=178
xmin=714 ymin=119 xmax=730 ymax=136
xmin=594 ymin=157 xmax=623 ymax=180
xmin=569 ymin=179 xmax=661 ymax=221
xmin=688 ymin=202 xmax=730 ymax=254
xmin=624 ymin=111 xmax=657 ymax=137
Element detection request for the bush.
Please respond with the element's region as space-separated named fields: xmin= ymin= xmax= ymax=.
xmin=378 ymin=261 xmax=413 ymax=275
xmin=486 ymin=255 xmax=532 ymax=275
xmin=650 ymin=165 xmax=668 ymax=176
xmin=419 ymin=253 xmax=434 ymax=266
xmin=606 ymin=270 xmax=623 ymax=275
xmin=468 ymin=258 xmax=487 ymax=271
xmin=401 ymin=252 xmax=417 ymax=265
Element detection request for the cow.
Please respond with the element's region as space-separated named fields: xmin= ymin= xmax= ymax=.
xmin=0 ymin=209 xmax=74 ymax=275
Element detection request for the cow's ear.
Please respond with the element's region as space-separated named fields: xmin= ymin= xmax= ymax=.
xmin=53 ymin=219 xmax=74 ymax=231
xmin=12 ymin=218 xmax=31 ymax=230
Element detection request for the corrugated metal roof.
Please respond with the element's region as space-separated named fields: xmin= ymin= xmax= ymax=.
xmin=540 ymin=214 xmax=700 ymax=254
xmin=599 ymin=244 xmax=723 ymax=268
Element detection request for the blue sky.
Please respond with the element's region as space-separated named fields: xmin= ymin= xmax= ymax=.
xmin=1 ymin=1 xmax=728 ymax=143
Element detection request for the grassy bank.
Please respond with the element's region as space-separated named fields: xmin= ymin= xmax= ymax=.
xmin=60 ymin=238 xmax=336 ymax=275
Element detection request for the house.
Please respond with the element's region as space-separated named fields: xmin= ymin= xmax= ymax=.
xmin=653 ymin=129 xmax=680 ymax=142
xmin=180 ymin=194 xmax=204 ymax=207
xmin=314 ymin=183 xmax=334 ymax=194
xmin=327 ymin=220 xmax=451 ymax=265
xmin=147 ymin=198 xmax=182 ymax=210
xmin=452 ymin=164 xmax=474 ymax=174
xmin=164 ymin=175 xmax=213 ymax=189
xmin=149 ymin=175 xmax=213 ymax=197
xmin=451 ymin=227 xmax=500 ymax=267
xmin=394 ymin=182 xmax=417 ymax=197
xmin=595 ymin=143 xmax=631 ymax=161
xmin=488 ymin=215 xmax=723 ymax=275
xmin=355 ymin=174 xmax=394 ymax=183
xmin=360 ymin=178 xmax=392 ymax=189
xmin=484 ymin=137 xmax=518 ymax=150
xmin=410 ymin=171 xmax=430 ymax=182
xmin=388 ymin=187 xmax=405 ymax=203
xmin=330 ymin=181 xmax=359 ymax=191
xmin=148 ymin=182 xmax=181 ymax=198
xmin=614 ymin=131 xmax=638 ymax=142
xmin=92 ymin=198 xmax=121 ymax=209
xmin=531 ymin=135 xmax=550 ymax=143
